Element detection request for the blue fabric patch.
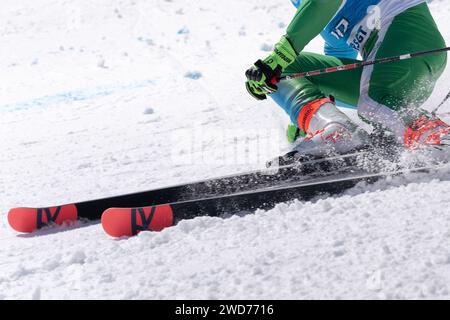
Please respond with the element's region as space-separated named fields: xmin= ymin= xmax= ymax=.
xmin=289 ymin=0 xmax=383 ymax=59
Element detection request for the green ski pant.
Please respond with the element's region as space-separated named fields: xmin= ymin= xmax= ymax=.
xmin=271 ymin=3 xmax=447 ymax=138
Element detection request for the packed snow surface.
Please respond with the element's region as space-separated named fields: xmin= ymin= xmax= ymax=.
xmin=1 ymin=0 xmax=450 ymax=299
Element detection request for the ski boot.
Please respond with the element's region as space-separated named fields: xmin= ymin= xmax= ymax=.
xmin=292 ymin=98 xmax=371 ymax=156
xmin=404 ymin=115 xmax=450 ymax=150
xmin=270 ymin=98 xmax=371 ymax=167
xmin=402 ymin=115 xmax=450 ymax=163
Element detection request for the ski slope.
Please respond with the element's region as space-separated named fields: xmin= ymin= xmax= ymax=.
xmin=1 ymin=0 xmax=450 ymax=300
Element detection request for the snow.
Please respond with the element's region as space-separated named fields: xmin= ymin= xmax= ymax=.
xmin=1 ymin=0 xmax=450 ymax=300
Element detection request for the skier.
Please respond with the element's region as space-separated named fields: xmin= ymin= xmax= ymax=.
xmin=245 ymin=0 xmax=449 ymax=157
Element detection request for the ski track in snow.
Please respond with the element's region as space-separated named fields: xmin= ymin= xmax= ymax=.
xmin=1 ymin=0 xmax=450 ymax=300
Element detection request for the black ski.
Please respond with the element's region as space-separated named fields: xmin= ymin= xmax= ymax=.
xmin=101 ymin=162 xmax=449 ymax=237
xmin=8 ymin=150 xmax=374 ymax=233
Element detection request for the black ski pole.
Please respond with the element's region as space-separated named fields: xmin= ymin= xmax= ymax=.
xmin=279 ymin=47 xmax=450 ymax=81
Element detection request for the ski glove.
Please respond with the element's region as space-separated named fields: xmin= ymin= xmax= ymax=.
xmin=245 ymin=36 xmax=297 ymax=100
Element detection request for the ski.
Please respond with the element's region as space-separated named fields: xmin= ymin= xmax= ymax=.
xmin=8 ymin=150 xmax=373 ymax=234
xmin=8 ymin=145 xmax=450 ymax=237
xmin=101 ymin=162 xmax=450 ymax=238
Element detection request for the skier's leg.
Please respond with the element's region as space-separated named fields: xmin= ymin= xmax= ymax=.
xmin=271 ymin=52 xmax=362 ymax=126
xmin=270 ymin=52 xmax=370 ymax=155
xmin=358 ymin=3 xmax=449 ymax=148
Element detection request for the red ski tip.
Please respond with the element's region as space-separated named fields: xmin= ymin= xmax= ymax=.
xmin=8 ymin=204 xmax=78 ymax=233
xmin=101 ymin=205 xmax=174 ymax=238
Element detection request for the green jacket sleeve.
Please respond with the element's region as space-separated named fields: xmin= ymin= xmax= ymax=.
xmin=286 ymin=0 xmax=343 ymax=53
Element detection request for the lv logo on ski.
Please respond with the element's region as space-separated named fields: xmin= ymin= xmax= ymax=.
xmin=131 ymin=207 xmax=157 ymax=236
xmin=36 ymin=207 xmax=61 ymax=229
